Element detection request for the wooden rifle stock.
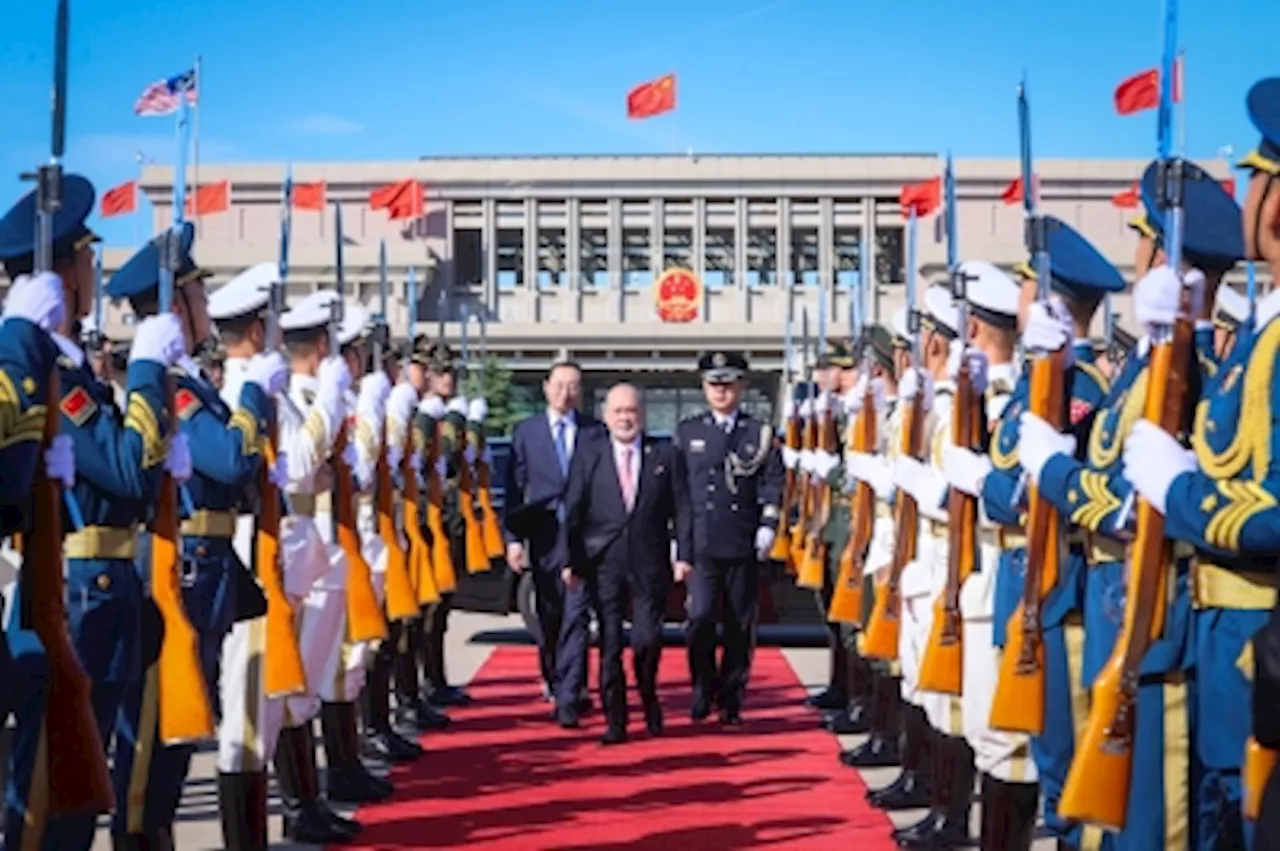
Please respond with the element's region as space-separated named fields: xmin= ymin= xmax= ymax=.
xmin=332 ymin=424 xmax=388 ymax=643
xmin=797 ymin=406 xmax=836 ymax=590
xmin=1058 ymin=315 xmax=1193 ymax=830
xmin=378 ymin=425 xmax=418 ymax=622
xmin=789 ymin=411 xmax=818 ymax=569
xmin=989 ymin=350 xmax=1066 ymax=735
xmin=425 ymin=429 xmax=458 ymax=594
xmin=1243 ymin=737 xmax=1278 ymax=820
xmin=26 ymin=371 xmax=115 ymax=815
xmin=769 ymin=410 xmax=803 ymax=564
xmin=475 ymin=428 xmax=506 ymax=560
xmin=828 ymin=389 xmax=877 ymax=624
xmin=918 ymin=366 xmax=981 ymax=695
xmin=153 ymin=377 xmax=215 ymax=744
xmin=402 ymin=430 xmax=441 ymax=607
xmin=457 ymin=436 xmax=491 ymax=574
xmin=863 ymin=396 xmax=926 ymax=660
xmin=257 ymin=427 xmax=307 ymax=697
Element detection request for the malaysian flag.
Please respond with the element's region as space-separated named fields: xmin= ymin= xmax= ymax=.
xmin=134 ymin=70 xmax=198 ymax=117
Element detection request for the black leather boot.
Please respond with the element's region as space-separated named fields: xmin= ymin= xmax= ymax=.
xmin=217 ymin=771 xmax=269 ymax=851
xmin=841 ymin=673 xmax=902 ymax=768
xmin=363 ymin=649 xmax=424 ymax=763
xmin=110 ymin=835 xmax=161 ymax=850
xmin=894 ymin=733 xmax=974 ymax=849
xmin=980 ymin=773 xmax=1038 ymax=851
xmin=274 ymin=723 xmax=359 ymax=843
xmin=868 ymin=704 xmax=933 ymax=810
xmin=807 ymin=628 xmax=849 ymax=710
xmin=395 ymin=626 xmax=451 ymax=732
xmin=424 ymin=626 xmax=471 ymax=707
xmin=826 ymin=652 xmax=874 ymax=732
xmin=321 ymin=702 xmax=394 ymax=804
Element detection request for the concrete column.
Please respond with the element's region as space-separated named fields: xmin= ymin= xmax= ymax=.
xmin=567 ymin=197 xmax=581 ymax=321
xmin=777 ymin=196 xmax=791 ymax=322
xmin=864 ymin=195 xmax=879 ymax=321
xmin=694 ymin=197 xmax=707 ymax=322
xmin=736 ymin=197 xmax=749 ymax=321
xmin=483 ymin=198 xmax=497 ymax=318
xmin=608 ymin=198 xmax=622 ymax=321
xmin=524 ymin=198 xmax=538 ymax=321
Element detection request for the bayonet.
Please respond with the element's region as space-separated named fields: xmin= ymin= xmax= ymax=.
xmin=87 ymin=246 xmax=103 ymax=354
xmin=269 ymin=167 xmax=292 ymax=351
xmin=330 ymin=202 xmax=345 ymax=353
xmin=374 ymin=240 xmax=389 ymax=373
xmin=407 ymin=266 xmax=417 ymax=344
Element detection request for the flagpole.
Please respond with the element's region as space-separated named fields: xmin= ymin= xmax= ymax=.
xmin=1176 ymin=49 xmax=1186 ymax=156
xmin=135 ymin=150 xmax=145 ymax=246
xmin=192 ymin=54 xmax=202 ymax=233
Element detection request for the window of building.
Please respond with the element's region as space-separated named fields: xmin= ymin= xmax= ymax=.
xmin=536 ymin=229 xmax=567 ymax=290
xmin=663 ymin=228 xmax=693 ymax=271
xmin=664 ymin=198 xmax=694 ymax=218
xmin=623 ymin=228 xmax=651 ymax=290
xmin=579 ymin=228 xmax=608 ymax=290
xmin=704 ymin=227 xmax=735 ymax=290
xmin=876 ymin=226 xmax=905 ymax=285
xmin=791 ymin=197 xmax=820 ymax=216
xmin=496 ymin=228 xmax=523 ymax=291
xmin=452 ymin=229 xmax=484 ymax=288
xmin=746 ymin=228 xmax=777 ymax=288
xmin=834 ymin=226 xmax=862 ymax=291
xmin=789 ymin=227 xmax=819 ymax=288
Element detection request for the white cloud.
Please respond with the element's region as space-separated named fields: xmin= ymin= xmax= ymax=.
xmin=284 ymin=114 xmax=366 ymax=137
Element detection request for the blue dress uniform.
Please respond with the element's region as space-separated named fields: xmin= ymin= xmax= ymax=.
xmin=676 ymin=351 xmax=785 ymax=723
xmin=0 ymin=178 xmax=171 ymax=851
xmin=981 ymin=218 xmax=1120 ymax=851
xmin=102 ymin=225 xmax=271 ymax=845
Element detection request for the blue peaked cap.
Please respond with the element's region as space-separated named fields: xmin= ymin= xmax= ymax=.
xmin=1017 ymin=217 xmax=1125 ymax=298
xmin=1241 ymin=78 xmax=1280 ymax=174
xmin=1136 ymin=159 xmax=1244 ymax=270
xmin=0 ymin=174 xmax=99 ymax=266
xmin=106 ymin=221 xmax=207 ymax=303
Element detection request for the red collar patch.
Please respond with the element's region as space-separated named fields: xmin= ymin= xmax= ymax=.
xmin=59 ymin=385 xmax=97 ymax=427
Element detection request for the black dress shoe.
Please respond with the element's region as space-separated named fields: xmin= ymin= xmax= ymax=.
xmin=600 ymin=726 xmax=628 ymax=745
xmin=427 ymin=684 xmax=472 ymax=707
xmin=720 ymin=708 xmax=743 ymax=726
xmin=363 ymin=729 xmax=424 ymax=764
xmin=806 ymin=688 xmax=848 ymax=711
xmin=840 ymin=734 xmax=900 ymax=768
xmin=645 ymin=706 xmax=664 ymax=736
xmin=690 ymin=697 xmax=711 ymax=722
xmin=824 ymin=704 xmax=871 ymax=735
xmin=867 ymin=769 xmax=931 ymax=811
xmin=411 ymin=701 xmax=452 ymax=731
xmin=554 ymin=706 xmax=580 ymax=729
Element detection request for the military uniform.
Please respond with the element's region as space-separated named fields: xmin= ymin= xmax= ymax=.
xmin=675 ymin=350 xmax=785 ymax=722
xmin=104 ymin=223 xmax=272 ymax=846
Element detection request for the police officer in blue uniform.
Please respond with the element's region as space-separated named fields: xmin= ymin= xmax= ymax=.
xmin=676 ymin=351 xmax=785 ymax=725
xmin=105 ymin=222 xmax=274 ymax=849
xmin=0 ymin=177 xmax=189 ymax=851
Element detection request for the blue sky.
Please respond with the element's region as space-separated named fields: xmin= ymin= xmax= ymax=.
xmin=1 ymin=0 xmax=1275 ymax=249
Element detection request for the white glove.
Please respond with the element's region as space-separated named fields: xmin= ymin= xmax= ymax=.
xmin=468 ymin=397 xmax=488 ymax=423
xmin=44 ymin=434 xmax=74 ymax=487
xmin=165 ymin=432 xmax=193 ymax=483
xmin=267 ymin=452 xmax=289 ymax=488
xmin=316 ymin=356 xmax=350 ymax=426
xmin=482 ymin=445 xmax=493 ymax=468
xmin=754 ymin=527 xmax=776 ymax=562
xmin=1017 ymin=412 xmax=1077 ymax=485
xmin=811 ymin=450 xmax=839 ymax=480
xmin=942 ymin=444 xmax=992 ymax=497
xmin=246 ymin=352 xmax=288 ymax=395
xmin=948 ymin=341 xmax=989 ymax=394
xmin=898 ymin=368 xmax=935 ymax=410
xmin=845 ymin=375 xmax=888 ymax=414
xmin=130 ymin=314 xmax=186 ymax=367
xmin=892 ymin=456 xmax=948 ymax=510
xmin=1121 ymin=420 xmax=1196 ymax=515
xmin=387 ymin=383 xmax=418 ymax=427
xmin=387 ymin=443 xmax=404 ymax=471
xmin=1132 ymin=265 xmax=1205 ymax=332
xmin=846 ymin=451 xmax=893 ymax=499
xmin=409 ymin=451 xmax=423 ymax=472
xmin=1022 ymin=299 xmax=1074 ymax=365
xmin=353 ymin=458 xmax=374 ymax=491
xmin=357 ymin=372 xmax=393 ymax=414
xmin=341 ymin=440 xmax=358 ymax=469
xmin=464 ymin=443 xmax=477 ymax=467
xmin=434 ymin=456 xmax=447 ymax=479
xmin=3 ymin=272 xmax=65 ymax=331
xmin=782 ymin=446 xmax=800 ymax=469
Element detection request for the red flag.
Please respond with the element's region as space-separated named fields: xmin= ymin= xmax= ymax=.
xmin=185 ymin=180 xmax=230 ymax=216
xmin=627 ymin=74 xmax=677 ymax=120
xmin=1114 ymin=58 xmax=1183 ymax=116
xmin=1111 ymin=182 xmax=1141 ymax=208
xmin=369 ymin=179 xmax=424 ymax=220
xmin=1000 ymin=175 xmax=1041 ymax=205
xmin=292 ymin=181 xmax=326 ymax=211
xmin=100 ymin=180 xmax=137 ymax=218
xmin=899 ymin=177 xmax=942 ymax=218
xmin=1221 ymin=178 xmax=1237 ymax=198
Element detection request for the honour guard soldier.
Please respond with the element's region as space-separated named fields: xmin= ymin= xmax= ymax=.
xmin=105 ymin=223 xmax=272 ymax=848
xmin=942 ymin=218 xmax=1121 ymax=850
xmin=676 ymin=350 xmax=785 ymax=724
xmin=0 ymin=178 xmax=187 ymax=851
xmin=1122 ymin=78 xmax=1280 ymax=850
xmin=203 ymin=262 xmax=294 ymax=849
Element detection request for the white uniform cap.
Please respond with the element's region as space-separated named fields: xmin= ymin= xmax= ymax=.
xmin=1214 ymin=286 xmax=1248 ymax=327
xmin=338 ymin=302 xmax=367 ymax=347
xmin=890 ymin=305 xmax=913 ymax=345
xmin=921 ymin=285 xmax=960 ymax=337
xmin=208 ymin=262 xmax=274 ymax=322
xmin=279 ymin=290 xmax=332 ymax=333
xmin=958 ymin=260 xmax=1020 ymax=329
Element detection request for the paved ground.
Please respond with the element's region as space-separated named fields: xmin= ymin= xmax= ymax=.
xmin=67 ymin=610 xmax=1053 ymax=849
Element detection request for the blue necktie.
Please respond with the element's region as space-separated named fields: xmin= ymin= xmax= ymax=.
xmin=554 ymin=419 xmax=570 ymax=477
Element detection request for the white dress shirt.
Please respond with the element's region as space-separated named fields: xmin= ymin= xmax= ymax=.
xmin=612 ymin=436 xmax=642 ymax=508
xmin=547 ymin=407 xmax=579 ymax=463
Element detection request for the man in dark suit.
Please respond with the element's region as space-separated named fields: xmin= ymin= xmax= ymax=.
xmin=675 ymin=351 xmax=785 ymax=725
xmin=562 ymin=383 xmax=692 ymax=744
xmin=502 ymin=361 xmax=598 ymax=720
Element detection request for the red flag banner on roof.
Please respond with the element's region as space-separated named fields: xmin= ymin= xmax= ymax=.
xmin=1114 ymin=57 xmax=1183 ymax=116
xmin=899 ymin=177 xmax=942 ymax=218
xmin=101 ymin=180 xmax=137 ymax=218
xmin=1111 ymin=182 xmax=1141 ymax=208
xmin=1000 ymin=176 xmax=1040 ymax=205
xmin=185 ymin=180 xmax=230 ymax=216
xmin=370 ymin=180 xmax=424 ymax=220
xmin=627 ymin=74 xmax=677 ymax=120
xmin=292 ymin=181 xmax=326 ymax=212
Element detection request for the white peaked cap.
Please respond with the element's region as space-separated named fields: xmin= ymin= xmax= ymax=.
xmin=958 ymin=260 xmax=1020 ymax=326
xmin=922 ymin=285 xmax=960 ymax=337
xmin=338 ymin=302 xmax=367 ymax=347
xmin=279 ymin=290 xmax=335 ymax=333
xmin=1215 ymin=285 xmax=1248 ymax=325
xmin=209 ymin=262 xmax=274 ymax=321
xmin=890 ymin=305 xmax=913 ymax=343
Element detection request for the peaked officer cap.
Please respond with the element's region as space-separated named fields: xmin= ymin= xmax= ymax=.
xmin=338 ymin=303 xmax=368 ymax=347
xmin=1214 ymin=285 xmax=1249 ymax=329
xmin=1014 ymin=217 xmax=1126 ymax=300
xmin=858 ymin=324 xmax=896 ymax=370
xmin=818 ymin=339 xmax=855 ymax=370
xmin=208 ymin=261 xmax=274 ymax=321
xmin=106 ymin=221 xmax=208 ymax=303
xmin=958 ymin=260 xmax=1019 ymax=329
xmin=1240 ymin=78 xmax=1280 ymax=174
xmin=920 ymin=285 xmax=960 ymax=338
xmin=1133 ymin=159 xmax=1244 ymax=270
xmin=889 ymin=306 xmax=913 ymax=347
xmin=699 ymin=350 xmax=748 ymax=383
xmin=0 ymin=174 xmax=100 ymax=267
xmin=279 ymin=289 xmax=336 ymax=334
xmin=425 ymin=342 xmax=456 ymax=373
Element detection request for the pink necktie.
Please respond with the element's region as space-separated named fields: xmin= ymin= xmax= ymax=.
xmin=619 ymin=446 xmax=635 ymax=510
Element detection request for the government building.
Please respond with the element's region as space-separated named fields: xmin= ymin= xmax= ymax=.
xmin=97 ymin=153 xmax=1242 ymax=429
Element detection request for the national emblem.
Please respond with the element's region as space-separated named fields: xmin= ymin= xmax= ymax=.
xmin=654 ymin=267 xmax=701 ymax=323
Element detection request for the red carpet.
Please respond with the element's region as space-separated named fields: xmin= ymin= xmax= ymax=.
xmin=338 ymin=647 xmax=896 ymax=850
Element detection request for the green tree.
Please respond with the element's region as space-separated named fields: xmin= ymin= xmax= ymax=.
xmin=463 ymin=355 xmax=525 ymax=436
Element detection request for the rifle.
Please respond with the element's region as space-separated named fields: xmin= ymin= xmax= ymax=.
xmin=376 ymin=241 xmax=418 ymax=622
xmin=1244 ymin=738 xmax=1278 ymax=820
xmin=84 ymin=246 xmax=104 ymax=355
xmin=862 ymin=205 xmax=926 ymax=661
xmin=328 ymin=202 xmax=387 ymax=644
xmin=474 ymin=316 xmax=506 ymax=561
xmin=422 ymin=412 xmax=458 ymax=594
xmin=989 ymin=79 xmax=1065 ymax=736
xmin=770 ymin=306 xmax=799 ymax=564
xmin=402 ymin=419 xmax=442 ymax=608
xmin=827 ymin=324 xmax=876 ymax=624
xmin=18 ymin=0 xmax=114 ymax=815
xmin=919 ymin=158 xmax=981 ymax=696
xmin=1059 ymin=6 xmax=1190 ymax=826
xmin=796 ymin=394 xmax=835 ymax=590
xmin=257 ymin=169 xmax=306 ymax=698
xmin=450 ymin=316 xmax=489 ymax=575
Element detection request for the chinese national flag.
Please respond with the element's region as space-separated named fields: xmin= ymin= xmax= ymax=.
xmin=185 ymin=180 xmax=230 ymax=216
xmin=101 ymin=180 xmax=137 ymax=218
xmin=627 ymin=74 xmax=677 ymax=120
xmin=369 ymin=179 xmax=424 ymax=220
xmin=292 ymin=181 xmax=326 ymax=211
xmin=1111 ymin=182 xmax=1141 ymax=208
xmin=1000 ymin=175 xmax=1040 ymax=205
xmin=1114 ymin=58 xmax=1182 ymax=116
xmin=899 ymin=177 xmax=942 ymax=218
xmin=1221 ymin=178 xmax=1237 ymax=198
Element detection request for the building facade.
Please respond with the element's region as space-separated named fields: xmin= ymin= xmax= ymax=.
xmin=95 ymin=153 xmax=1243 ymax=428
